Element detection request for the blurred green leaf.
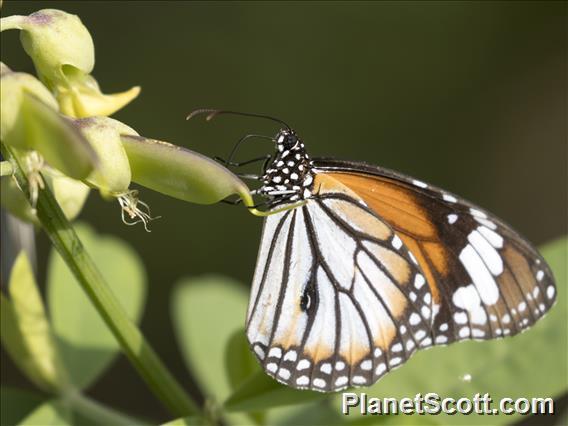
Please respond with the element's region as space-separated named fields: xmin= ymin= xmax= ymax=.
xmin=224 ymin=369 xmax=326 ymax=413
xmin=160 ymin=417 xmax=205 ymax=426
xmin=47 ymin=222 xmax=147 ymax=389
xmin=0 ymin=387 xmax=45 ymax=426
xmin=172 ymin=276 xmax=257 ymax=426
xmin=17 ymin=399 xmax=73 ymax=425
xmin=0 ymin=252 xmax=70 ymax=393
xmin=225 ymin=330 xmax=266 ymax=425
xmin=172 ymin=276 xmax=248 ymax=400
xmin=329 ymin=236 xmax=567 ymax=426
xmin=271 ymin=399 xmax=347 ymax=426
xmin=225 ymin=329 xmax=261 ymax=391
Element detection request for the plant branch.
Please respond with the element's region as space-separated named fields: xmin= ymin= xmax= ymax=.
xmin=2 ymin=143 xmax=201 ymax=418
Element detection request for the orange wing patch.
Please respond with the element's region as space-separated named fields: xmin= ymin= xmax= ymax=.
xmin=323 ymin=172 xmax=450 ymax=305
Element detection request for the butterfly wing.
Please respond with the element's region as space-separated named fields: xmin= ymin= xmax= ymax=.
xmin=246 ymin=176 xmax=436 ymax=392
xmin=313 ymin=159 xmax=556 ymax=346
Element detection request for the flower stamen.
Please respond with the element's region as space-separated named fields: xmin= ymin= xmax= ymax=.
xmin=117 ymin=190 xmax=160 ymax=232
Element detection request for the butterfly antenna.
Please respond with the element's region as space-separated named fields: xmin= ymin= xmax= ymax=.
xmin=187 ymin=109 xmax=291 ymax=130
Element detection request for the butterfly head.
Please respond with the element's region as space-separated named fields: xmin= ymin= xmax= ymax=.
xmin=259 ymin=129 xmax=315 ymax=203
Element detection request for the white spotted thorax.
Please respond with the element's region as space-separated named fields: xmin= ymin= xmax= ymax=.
xmin=259 ymin=129 xmax=314 ymax=203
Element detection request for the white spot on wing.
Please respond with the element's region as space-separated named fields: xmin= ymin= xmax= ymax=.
xmin=414 ymin=274 xmax=426 ymax=289
xmin=443 ymin=193 xmax=457 ymax=203
xmin=467 ymin=230 xmax=503 ymax=275
xmin=268 ymin=347 xmax=282 ymax=358
xmin=278 ymin=368 xmax=291 ymax=380
xmin=470 ymin=208 xmax=487 ymax=219
xmin=478 ymin=226 xmax=503 ymax=248
xmin=284 ymin=350 xmax=297 ymax=362
xmin=447 ymin=214 xmax=458 ymax=224
xmin=392 ymin=235 xmax=403 ymax=250
xmin=459 ymin=245 xmax=500 ymax=305
xmin=409 ymin=313 xmax=421 ymax=325
xmin=435 ymin=335 xmax=448 ymax=344
xmin=547 ymin=286 xmax=555 ymax=299
xmin=313 ymin=378 xmax=326 ymax=388
xmin=353 ymin=376 xmax=367 ymax=384
xmin=412 ymin=179 xmax=428 ymax=188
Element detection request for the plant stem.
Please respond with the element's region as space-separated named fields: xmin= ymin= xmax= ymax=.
xmin=2 ymin=144 xmax=201 ymax=418
xmin=68 ymin=391 xmax=149 ymax=426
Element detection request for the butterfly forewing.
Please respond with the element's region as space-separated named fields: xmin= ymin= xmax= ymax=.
xmin=313 ymin=160 xmax=556 ymax=347
xmin=246 ymin=176 xmax=436 ymax=392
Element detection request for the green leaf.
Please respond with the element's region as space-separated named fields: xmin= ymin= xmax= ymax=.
xmin=224 ymin=369 xmax=327 ymax=413
xmin=330 ymin=236 xmax=567 ymax=425
xmin=121 ymin=135 xmax=255 ymax=207
xmin=0 ymin=252 xmax=70 ymax=393
xmin=0 ymin=387 xmax=46 ymax=426
xmin=172 ymin=276 xmax=257 ymax=425
xmin=18 ymin=399 xmax=73 ymax=426
xmin=160 ymin=417 xmax=205 ymax=426
xmin=269 ymin=399 xmax=348 ymax=426
xmin=225 ymin=329 xmax=261 ymax=391
xmin=47 ymin=222 xmax=147 ymax=389
xmin=225 ymin=330 xmax=266 ymax=424
xmin=172 ymin=276 xmax=248 ymax=401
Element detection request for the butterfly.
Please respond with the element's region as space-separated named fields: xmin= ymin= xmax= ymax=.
xmin=188 ymin=109 xmax=557 ymax=393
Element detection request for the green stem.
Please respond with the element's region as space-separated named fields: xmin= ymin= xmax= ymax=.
xmin=68 ymin=391 xmax=149 ymax=426
xmin=1 ymin=160 xmax=14 ymax=176
xmin=2 ymin=144 xmax=201 ymax=418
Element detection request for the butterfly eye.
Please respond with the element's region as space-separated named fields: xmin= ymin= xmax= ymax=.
xmin=283 ymin=134 xmax=298 ymax=150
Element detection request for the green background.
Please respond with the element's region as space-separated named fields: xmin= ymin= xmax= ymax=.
xmin=1 ymin=1 xmax=566 ymax=423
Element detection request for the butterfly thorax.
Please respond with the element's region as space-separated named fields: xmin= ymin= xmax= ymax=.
xmin=259 ymin=129 xmax=314 ymax=203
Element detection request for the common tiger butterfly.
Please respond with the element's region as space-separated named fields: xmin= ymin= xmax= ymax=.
xmin=189 ymin=109 xmax=557 ymax=393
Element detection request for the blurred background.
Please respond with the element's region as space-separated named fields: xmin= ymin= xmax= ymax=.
xmin=1 ymin=1 xmax=566 ymax=423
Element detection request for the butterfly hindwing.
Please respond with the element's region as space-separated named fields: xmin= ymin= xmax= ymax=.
xmin=246 ymin=177 xmax=436 ymax=392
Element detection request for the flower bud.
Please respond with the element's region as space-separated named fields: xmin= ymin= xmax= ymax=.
xmin=2 ymin=10 xmax=94 ymax=87
xmin=1 ymin=10 xmax=139 ymax=118
xmin=121 ymin=135 xmax=255 ymax=207
xmin=1 ymin=68 xmax=97 ymax=180
xmin=75 ymin=117 xmax=136 ymax=196
xmin=44 ymin=171 xmax=90 ymax=220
